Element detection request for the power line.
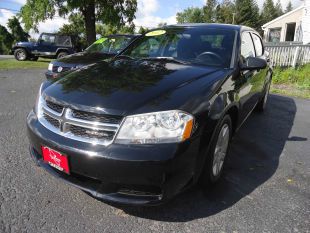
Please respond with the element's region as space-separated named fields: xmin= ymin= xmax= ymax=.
xmin=0 ymin=7 xmax=20 ymax=12
xmin=0 ymin=7 xmax=67 ymax=19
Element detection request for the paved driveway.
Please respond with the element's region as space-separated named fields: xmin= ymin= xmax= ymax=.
xmin=0 ymin=69 xmax=309 ymax=233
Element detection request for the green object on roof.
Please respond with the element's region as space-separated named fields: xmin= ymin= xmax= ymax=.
xmin=94 ymin=37 xmax=108 ymax=44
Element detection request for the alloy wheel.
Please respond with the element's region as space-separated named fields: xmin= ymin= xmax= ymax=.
xmin=212 ymin=123 xmax=230 ymax=176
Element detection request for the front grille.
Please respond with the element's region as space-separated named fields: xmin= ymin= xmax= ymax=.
xmin=71 ymin=109 xmax=123 ymax=124
xmin=45 ymin=100 xmax=63 ymax=113
xmin=68 ymin=124 xmax=115 ymax=140
xmin=43 ymin=113 xmax=60 ymax=128
xmin=39 ymin=97 xmax=121 ymax=146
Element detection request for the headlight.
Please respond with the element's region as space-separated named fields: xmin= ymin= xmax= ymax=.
xmin=34 ymin=84 xmax=44 ymax=118
xmin=48 ymin=63 xmax=53 ymax=71
xmin=115 ymin=110 xmax=194 ymax=144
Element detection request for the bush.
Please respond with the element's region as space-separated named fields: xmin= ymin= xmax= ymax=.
xmin=272 ymin=64 xmax=310 ymax=90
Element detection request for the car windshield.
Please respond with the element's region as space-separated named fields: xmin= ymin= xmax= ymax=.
xmin=122 ymin=28 xmax=236 ymax=68
xmin=86 ymin=36 xmax=133 ymax=54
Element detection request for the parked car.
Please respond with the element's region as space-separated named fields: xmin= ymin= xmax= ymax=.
xmin=45 ymin=34 xmax=140 ymax=79
xmin=27 ymin=24 xmax=272 ymax=206
xmin=12 ymin=33 xmax=80 ymax=61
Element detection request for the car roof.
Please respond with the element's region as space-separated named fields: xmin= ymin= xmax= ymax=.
xmin=162 ymin=23 xmax=255 ymax=32
xmin=107 ymin=34 xmax=141 ymax=38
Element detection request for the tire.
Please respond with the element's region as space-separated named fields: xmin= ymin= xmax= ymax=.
xmin=14 ymin=48 xmax=28 ymax=61
xmin=57 ymin=52 xmax=68 ymax=59
xmin=255 ymin=81 xmax=271 ymax=112
xmin=200 ymin=115 xmax=232 ymax=188
xmin=29 ymin=56 xmax=39 ymax=61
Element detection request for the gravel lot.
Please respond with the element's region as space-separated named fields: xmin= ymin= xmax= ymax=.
xmin=0 ymin=69 xmax=309 ymax=233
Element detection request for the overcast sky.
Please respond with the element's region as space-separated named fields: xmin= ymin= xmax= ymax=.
xmin=0 ymin=0 xmax=304 ymax=38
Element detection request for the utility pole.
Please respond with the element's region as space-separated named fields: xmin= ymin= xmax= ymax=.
xmin=232 ymin=13 xmax=236 ymax=24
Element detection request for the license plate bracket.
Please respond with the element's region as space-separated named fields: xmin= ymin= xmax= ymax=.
xmin=42 ymin=146 xmax=70 ymax=174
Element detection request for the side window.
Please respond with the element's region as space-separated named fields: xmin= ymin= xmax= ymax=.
xmin=241 ymin=32 xmax=255 ymax=62
xmin=41 ymin=34 xmax=55 ymax=44
xmin=251 ymin=33 xmax=263 ymax=57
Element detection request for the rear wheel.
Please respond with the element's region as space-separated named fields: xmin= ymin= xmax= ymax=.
xmin=14 ymin=48 xmax=28 ymax=61
xmin=200 ymin=115 xmax=232 ymax=187
xmin=57 ymin=52 xmax=68 ymax=59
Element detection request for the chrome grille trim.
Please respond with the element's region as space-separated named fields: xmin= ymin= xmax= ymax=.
xmin=38 ymin=98 xmax=122 ymax=146
xmin=65 ymin=109 xmax=119 ymax=131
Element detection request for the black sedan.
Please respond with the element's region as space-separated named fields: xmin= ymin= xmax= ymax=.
xmin=27 ymin=24 xmax=272 ymax=205
xmin=45 ymin=34 xmax=140 ymax=79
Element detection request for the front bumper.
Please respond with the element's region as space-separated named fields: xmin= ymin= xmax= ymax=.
xmin=26 ymin=110 xmax=200 ymax=205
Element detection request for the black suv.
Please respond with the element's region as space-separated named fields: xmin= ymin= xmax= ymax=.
xmin=45 ymin=34 xmax=140 ymax=79
xmin=12 ymin=33 xmax=80 ymax=61
xmin=27 ymin=24 xmax=272 ymax=206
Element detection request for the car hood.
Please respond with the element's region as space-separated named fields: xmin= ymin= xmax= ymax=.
xmin=44 ymin=58 xmax=229 ymax=116
xmin=16 ymin=41 xmax=35 ymax=47
xmin=52 ymin=52 xmax=115 ymax=68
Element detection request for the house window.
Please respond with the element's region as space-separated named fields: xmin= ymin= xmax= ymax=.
xmin=268 ymin=28 xmax=281 ymax=42
xmin=285 ymin=23 xmax=296 ymax=41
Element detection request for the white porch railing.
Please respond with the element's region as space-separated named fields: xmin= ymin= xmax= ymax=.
xmin=264 ymin=44 xmax=310 ymax=67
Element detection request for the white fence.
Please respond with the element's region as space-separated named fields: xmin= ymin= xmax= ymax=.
xmin=264 ymin=44 xmax=310 ymax=67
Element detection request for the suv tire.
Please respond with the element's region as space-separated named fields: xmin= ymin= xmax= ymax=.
xmin=57 ymin=52 xmax=68 ymax=59
xmin=14 ymin=48 xmax=28 ymax=61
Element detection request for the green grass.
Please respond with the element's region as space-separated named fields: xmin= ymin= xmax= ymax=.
xmin=271 ymin=64 xmax=310 ymax=99
xmin=0 ymin=58 xmax=52 ymax=70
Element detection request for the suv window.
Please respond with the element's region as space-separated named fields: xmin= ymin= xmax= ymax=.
xmin=56 ymin=35 xmax=72 ymax=47
xmin=241 ymin=32 xmax=255 ymax=62
xmin=251 ymin=33 xmax=263 ymax=57
xmin=41 ymin=34 xmax=55 ymax=44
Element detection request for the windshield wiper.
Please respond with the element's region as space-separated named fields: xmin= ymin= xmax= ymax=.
xmin=139 ymin=57 xmax=189 ymax=65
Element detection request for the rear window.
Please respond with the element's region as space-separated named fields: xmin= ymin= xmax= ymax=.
xmin=86 ymin=37 xmax=133 ymax=54
xmin=56 ymin=36 xmax=72 ymax=47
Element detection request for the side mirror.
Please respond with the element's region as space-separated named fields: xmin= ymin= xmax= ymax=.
xmin=240 ymin=57 xmax=267 ymax=71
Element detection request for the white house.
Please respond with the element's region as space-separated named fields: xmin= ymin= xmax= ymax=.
xmin=262 ymin=0 xmax=310 ymax=44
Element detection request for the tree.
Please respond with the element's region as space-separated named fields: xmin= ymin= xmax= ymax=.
xmin=58 ymin=13 xmax=85 ymax=36
xmin=203 ymin=0 xmax=217 ymax=22
xmin=176 ymin=7 xmax=205 ymax=23
xmin=235 ymin=0 xmax=260 ymax=31
xmin=260 ymin=0 xmax=277 ymax=25
xmin=274 ymin=0 xmax=283 ymax=17
xmin=138 ymin=26 xmax=148 ymax=34
xmin=158 ymin=22 xmax=167 ymax=27
xmin=20 ymin=0 xmax=138 ymax=45
xmin=215 ymin=0 xmax=235 ymax=24
xmin=285 ymin=1 xmax=293 ymax=13
xmin=0 ymin=25 xmax=14 ymax=54
xmin=96 ymin=23 xmax=135 ymax=36
xmin=7 ymin=16 xmax=30 ymax=43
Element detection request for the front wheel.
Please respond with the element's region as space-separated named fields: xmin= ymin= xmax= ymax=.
xmin=200 ymin=115 xmax=232 ymax=188
xmin=57 ymin=52 xmax=68 ymax=59
xmin=14 ymin=48 xmax=28 ymax=61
